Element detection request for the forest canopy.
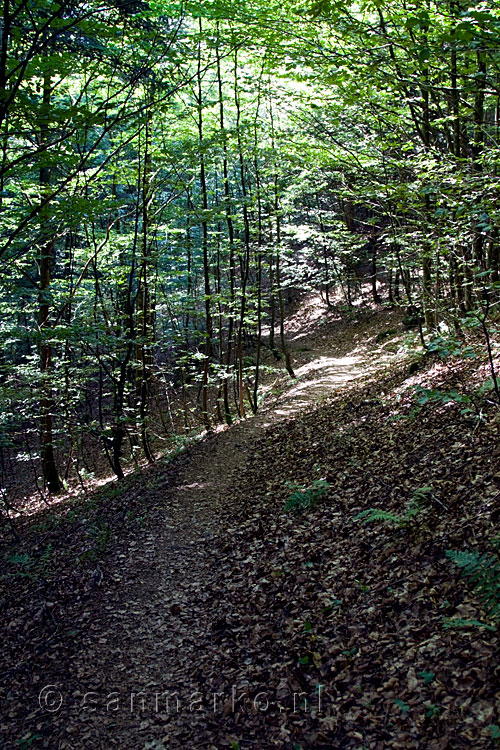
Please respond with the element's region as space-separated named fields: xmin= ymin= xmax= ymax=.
xmin=1 ymin=0 xmax=500 ymax=498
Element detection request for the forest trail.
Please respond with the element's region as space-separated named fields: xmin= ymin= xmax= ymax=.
xmin=269 ymin=301 xmax=399 ymax=418
xmin=271 ymin=350 xmax=374 ymax=419
xmin=47 ymin=303 xmax=403 ymax=749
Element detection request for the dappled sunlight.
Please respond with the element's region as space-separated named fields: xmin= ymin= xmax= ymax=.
xmin=272 ymin=356 xmax=363 ymax=417
xmin=295 ymin=354 xmax=361 ymax=378
xmin=176 ymin=481 xmax=209 ymax=492
xmin=262 ymin=337 xmax=405 ymax=422
xmin=10 ymin=467 xmax=139 ymax=519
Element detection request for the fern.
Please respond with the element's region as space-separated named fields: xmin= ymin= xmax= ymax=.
xmin=355 ymin=508 xmax=402 ymax=525
xmin=4 ymin=544 xmax=52 ymax=581
xmin=283 ymin=480 xmax=330 ymax=514
xmin=446 ymin=548 xmax=500 ymax=621
xmin=443 ymin=617 xmax=496 ymax=632
xmin=355 ymin=500 xmax=424 ymax=528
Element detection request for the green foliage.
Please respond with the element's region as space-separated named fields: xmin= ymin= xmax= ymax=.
xmin=356 ymin=508 xmax=404 ymax=526
xmin=414 ymin=385 xmax=472 ymax=409
xmin=411 ymin=382 xmax=494 ymax=420
xmin=425 ymin=703 xmax=441 ymax=719
xmin=394 ymin=699 xmax=410 ymax=714
xmin=355 ymin=487 xmax=430 ymax=529
xmin=4 ymin=545 xmax=52 ymax=581
xmin=442 ymin=617 xmax=496 ymax=632
xmin=445 ymin=548 xmax=500 ymax=624
xmin=418 ymin=670 xmax=435 ymax=684
xmin=87 ymin=521 xmax=112 ymax=550
xmin=17 ymin=735 xmax=42 ymax=749
xmin=489 ymin=725 xmax=500 ymax=740
xmin=283 ymin=479 xmax=330 ymax=514
xmin=412 ymin=485 xmax=433 ymax=502
xmin=1 ymin=0 xmax=500 ymax=503
xmin=426 ymin=335 xmax=478 ymax=360
xmin=78 ymin=521 xmax=112 ymax=562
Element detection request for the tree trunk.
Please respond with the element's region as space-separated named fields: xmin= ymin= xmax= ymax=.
xmin=38 ymin=66 xmax=61 ymax=493
xmin=197 ymin=19 xmax=212 ymax=430
xmin=216 ymin=25 xmax=234 ymax=424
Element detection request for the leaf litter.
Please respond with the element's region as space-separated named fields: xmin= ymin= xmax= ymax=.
xmin=2 ymin=303 xmax=500 ymax=749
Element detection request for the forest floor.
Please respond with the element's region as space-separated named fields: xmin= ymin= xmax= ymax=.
xmin=2 ymin=297 xmax=500 ymax=750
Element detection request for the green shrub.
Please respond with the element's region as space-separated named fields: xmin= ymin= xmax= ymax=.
xmin=3 ymin=544 xmax=52 ymax=581
xmin=283 ymin=479 xmax=330 ymax=514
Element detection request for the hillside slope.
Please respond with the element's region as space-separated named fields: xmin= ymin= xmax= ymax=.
xmin=2 ymin=301 xmax=500 ymax=750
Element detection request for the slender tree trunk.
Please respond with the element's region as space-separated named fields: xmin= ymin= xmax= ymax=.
xmin=185 ymin=189 xmax=194 ymax=349
xmin=38 ymin=67 xmax=61 ymax=493
xmin=197 ymin=19 xmax=212 ymax=430
xmin=420 ymin=14 xmax=435 ymax=331
xmin=450 ymin=1 xmax=461 ymax=159
xmin=0 ymin=0 xmax=11 ymax=130
xmin=252 ymin=92 xmax=264 ymax=411
xmin=472 ymin=48 xmax=486 ymax=269
xmin=370 ymin=237 xmax=381 ymax=304
xmin=275 ymin=223 xmax=294 ymax=378
xmin=234 ymin=49 xmax=251 ymax=417
xmin=269 ymin=94 xmax=294 ymax=377
xmin=216 ymin=25 xmax=234 ymax=424
xmin=316 ymin=193 xmax=332 ymax=307
xmin=137 ymin=92 xmax=155 ymax=462
xmin=253 ymin=245 xmax=263 ymax=412
xmin=268 ymin=248 xmax=276 ymax=354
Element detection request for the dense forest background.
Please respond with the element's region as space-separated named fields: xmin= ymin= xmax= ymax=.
xmin=2 ymin=0 xmax=500 ymax=505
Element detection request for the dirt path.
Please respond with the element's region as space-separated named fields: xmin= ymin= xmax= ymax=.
xmin=36 ymin=307 xmax=402 ymax=749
